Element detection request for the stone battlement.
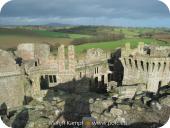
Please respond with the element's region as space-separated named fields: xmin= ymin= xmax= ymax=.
xmin=120 ymin=43 xmax=170 ymax=93
xmin=1 ymin=42 xmax=169 ymax=108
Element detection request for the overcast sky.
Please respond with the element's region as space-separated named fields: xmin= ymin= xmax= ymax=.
xmin=0 ymin=0 xmax=170 ymax=27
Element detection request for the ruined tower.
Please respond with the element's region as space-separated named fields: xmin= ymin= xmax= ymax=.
xmin=58 ymin=45 xmax=65 ymax=72
xmin=120 ymin=43 xmax=170 ymax=93
xmin=68 ymin=45 xmax=75 ymax=73
xmin=17 ymin=43 xmax=35 ymax=60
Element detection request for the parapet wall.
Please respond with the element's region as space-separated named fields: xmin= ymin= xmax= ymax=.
xmin=120 ymin=43 xmax=170 ymax=93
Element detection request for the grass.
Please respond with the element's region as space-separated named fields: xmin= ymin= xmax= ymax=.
xmin=33 ymin=30 xmax=91 ymax=39
xmin=75 ymin=38 xmax=170 ymax=54
xmin=0 ymin=27 xmax=169 ymax=53
xmin=0 ymin=28 xmax=91 ymax=39
xmin=32 ymin=30 xmax=69 ymax=38
xmin=0 ymin=35 xmax=72 ymax=49
xmin=0 ymin=28 xmax=91 ymax=49
xmin=68 ymin=33 xmax=91 ymax=39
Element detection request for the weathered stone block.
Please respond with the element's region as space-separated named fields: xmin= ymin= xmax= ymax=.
xmin=110 ymin=108 xmax=123 ymax=116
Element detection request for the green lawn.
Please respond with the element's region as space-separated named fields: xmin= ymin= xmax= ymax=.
xmin=75 ymin=38 xmax=169 ymax=54
xmin=33 ymin=30 xmax=91 ymax=39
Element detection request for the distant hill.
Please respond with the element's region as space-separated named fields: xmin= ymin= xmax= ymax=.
xmin=46 ymin=23 xmax=74 ymax=27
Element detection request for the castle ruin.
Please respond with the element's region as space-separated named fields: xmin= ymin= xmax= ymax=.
xmin=0 ymin=42 xmax=170 ymax=108
xmin=120 ymin=43 xmax=170 ymax=93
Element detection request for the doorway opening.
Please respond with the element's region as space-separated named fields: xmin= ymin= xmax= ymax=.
xmin=40 ymin=75 xmax=49 ymax=90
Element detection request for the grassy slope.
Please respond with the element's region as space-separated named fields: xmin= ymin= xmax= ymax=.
xmin=75 ymin=38 xmax=169 ymax=54
xmin=0 ymin=27 xmax=170 ymax=53
xmin=0 ymin=28 xmax=91 ymax=49
xmin=32 ymin=30 xmax=91 ymax=39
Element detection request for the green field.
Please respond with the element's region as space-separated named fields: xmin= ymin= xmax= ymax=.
xmin=0 ymin=28 xmax=91 ymax=39
xmin=0 ymin=28 xmax=91 ymax=49
xmin=0 ymin=26 xmax=170 ymax=53
xmin=32 ymin=30 xmax=91 ymax=39
xmin=75 ymin=38 xmax=169 ymax=54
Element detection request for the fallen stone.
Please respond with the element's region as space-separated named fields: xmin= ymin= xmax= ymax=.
xmin=55 ymin=109 xmax=61 ymax=117
xmin=160 ymin=96 xmax=170 ymax=107
xmin=118 ymin=104 xmax=131 ymax=110
xmin=35 ymin=97 xmax=43 ymax=102
xmin=96 ymin=98 xmax=101 ymax=101
xmin=150 ymin=101 xmax=162 ymax=110
xmin=102 ymin=100 xmax=113 ymax=109
xmin=90 ymin=100 xmax=105 ymax=114
xmin=137 ymin=106 xmax=144 ymax=111
xmin=116 ymin=98 xmax=123 ymax=104
xmin=114 ymin=116 xmax=126 ymax=125
xmin=103 ymin=111 xmax=112 ymax=118
xmin=56 ymin=101 xmax=65 ymax=109
xmin=91 ymin=112 xmax=100 ymax=119
xmin=112 ymin=94 xmax=119 ymax=100
xmin=142 ymin=96 xmax=151 ymax=105
xmin=89 ymin=98 xmax=94 ymax=104
xmin=110 ymin=108 xmax=123 ymax=116
xmin=53 ymin=97 xmax=63 ymax=103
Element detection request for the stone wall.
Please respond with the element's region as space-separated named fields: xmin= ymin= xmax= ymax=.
xmin=17 ymin=43 xmax=50 ymax=61
xmin=0 ymin=49 xmax=25 ymax=108
xmin=120 ymin=43 xmax=170 ymax=93
xmin=58 ymin=45 xmax=65 ymax=72
xmin=0 ymin=49 xmax=18 ymax=72
xmin=0 ymin=76 xmax=25 ymax=108
xmin=68 ymin=45 xmax=76 ymax=73
xmin=34 ymin=44 xmax=50 ymax=61
xmin=17 ymin=43 xmax=35 ymax=60
xmin=0 ymin=44 xmax=111 ymax=107
xmin=26 ymin=46 xmax=110 ymax=97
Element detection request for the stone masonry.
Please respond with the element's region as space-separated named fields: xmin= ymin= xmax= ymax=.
xmin=0 ymin=42 xmax=170 ymax=108
xmin=120 ymin=42 xmax=170 ymax=93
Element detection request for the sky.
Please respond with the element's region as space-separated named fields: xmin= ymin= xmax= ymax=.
xmin=0 ymin=0 xmax=170 ymax=27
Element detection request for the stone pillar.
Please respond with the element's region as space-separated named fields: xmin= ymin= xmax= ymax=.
xmin=98 ymin=76 xmax=102 ymax=82
xmin=159 ymin=61 xmax=164 ymax=72
xmin=138 ymin=42 xmax=144 ymax=54
xmin=68 ymin=45 xmax=76 ymax=73
xmin=147 ymin=78 xmax=159 ymax=93
xmin=104 ymin=74 xmax=108 ymax=86
xmin=125 ymin=43 xmax=131 ymax=51
xmin=31 ymin=75 xmax=41 ymax=97
xmin=58 ymin=45 xmax=65 ymax=72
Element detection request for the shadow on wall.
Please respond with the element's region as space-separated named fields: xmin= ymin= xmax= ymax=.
xmin=108 ymin=48 xmax=124 ymax=86
xmin=0 ymin=102 xmax=11 ymax=127
xmin=12 ymin=109 xmax=29 ymax=128
xmin=44 ymin=77 xmax=108 ymax=122
xmin=0 ymin=103 xmax=7 ymax=116
xmin=0 ymin=102 xmax=29 ymax=128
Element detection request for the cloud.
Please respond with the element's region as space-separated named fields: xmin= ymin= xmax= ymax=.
xmin=0 ymin=0 xmax=170 ymax=26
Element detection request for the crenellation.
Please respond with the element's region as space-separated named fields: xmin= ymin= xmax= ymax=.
xmin=68 ymin=45 xmax=76 ymax=73
xmin=120 ymin=42 xmax=170 ymax=93
xmin=0 ymin=42 xmax=169 ymax=109
xmin=58 ymin=45 xmax=65 ymax=72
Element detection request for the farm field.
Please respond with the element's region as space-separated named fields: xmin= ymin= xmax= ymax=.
xmin=0 ymin=26 xmax=170 ymax=54
xmin=0 ymin=28 xmax=91 ymax=49
xmin=75 ymin=38 xmax=168 ymax=54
